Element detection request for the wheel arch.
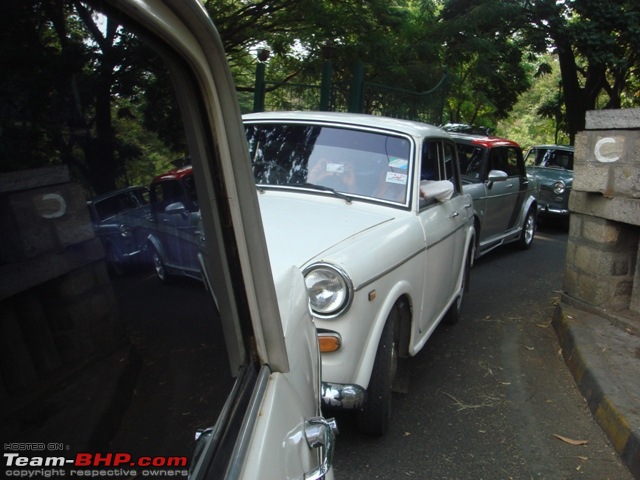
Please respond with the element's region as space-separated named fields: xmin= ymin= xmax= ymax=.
xmin=473 ymin=215 xmax=481 ymax=251
xmin=522 ymin=197 xmax=538 ymax=224
xmin=146 ymin=233 xmax=167 ymax=258
xmin=353 ymin=284 xmax=413 ymax=388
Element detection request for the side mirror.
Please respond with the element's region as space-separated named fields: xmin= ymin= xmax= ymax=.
xmin=165 ymin=201 xmax=187 ymax=214
xmin=486 ymin=169 xmax=508 ymax=188
xmin=487 ymin=169 xmax=508 ymax=182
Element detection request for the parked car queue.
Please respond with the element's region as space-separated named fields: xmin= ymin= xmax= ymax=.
xmin=87 ymin=113 xmax=555 ymax=440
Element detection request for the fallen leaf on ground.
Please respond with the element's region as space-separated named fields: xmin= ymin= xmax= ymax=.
xmin=553 ymin=434 xmax=588 ymax=446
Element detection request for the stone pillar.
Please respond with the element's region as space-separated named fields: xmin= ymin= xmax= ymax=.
xmin=564 ymin=108 xmax=640 ymax=315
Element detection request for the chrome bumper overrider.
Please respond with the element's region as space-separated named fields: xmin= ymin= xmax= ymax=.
xmin=321 ymin=382 xmax=366 ymax=410
xmin=539 ymin=204 xmax=569 ymax=216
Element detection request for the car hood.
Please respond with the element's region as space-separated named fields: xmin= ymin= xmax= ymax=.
xmin=257 ymin=191 xmax=396 ymax=278
xmin=529 ymin=167 xmax=573 ymax=186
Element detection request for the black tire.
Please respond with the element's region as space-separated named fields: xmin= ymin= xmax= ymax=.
xmin=357 ymin=306 xmax=399 ymax=436
xmin=517 ymin=208 xmax=536 ymax=250
xmin=151 ymin=246 xmax=171 ymax=285
xmin=106 ymin=243 xmax=127 ymax=277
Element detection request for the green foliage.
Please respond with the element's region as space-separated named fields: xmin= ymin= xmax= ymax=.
xmin=496 ymin=56 xmax=569 ymax=148
xmin=213 ymin=0 xmax=445 ymax=116
xmin=112 ymin=100 xmax=177 ymax=189
xmin=436 ymin=0 xmax=530 ymax=127
xmin=3 ymin=0 xmax=639 ymax=192
xmin=521 ymin=0 xmax=640 ymax=141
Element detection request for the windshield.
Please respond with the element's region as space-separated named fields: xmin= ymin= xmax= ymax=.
xmin=245 ymin=123 xmax=412 ymax=204
xmin=93 ymin=188 xmax=149 ymax=221
xmin=527 ymin=148 xmax=574 ymax=170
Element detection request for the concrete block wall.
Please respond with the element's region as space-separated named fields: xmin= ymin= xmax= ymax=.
xmin=0 ymin=166 xmax=124 ymax=399
xmin=565 ymin=108 xmax=640 ymax=315
xmin=564 ymin=214 xmax=638 ymax=310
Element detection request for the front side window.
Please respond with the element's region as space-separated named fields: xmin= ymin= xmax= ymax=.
xmin=489 ymin=147 xmax=523 ymax=177
xmin=505 ymin=147 xmax=524 ymax=177
xmin=1 ymin=2 xmax=240 ymax=477
xmin=457 ymin=143 xmax=485 ymax=181
xmin=245 ymin=123 xmax=412 ymax=204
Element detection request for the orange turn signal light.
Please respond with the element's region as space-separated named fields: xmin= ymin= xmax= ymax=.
xmin=318 ymin=333 xmax=342 ymax=353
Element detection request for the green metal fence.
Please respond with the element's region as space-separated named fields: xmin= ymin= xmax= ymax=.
xmin=251 ymin=61 xmax=447 ymax=127
xmin=361 ymin=75 xmax=448 ymax=126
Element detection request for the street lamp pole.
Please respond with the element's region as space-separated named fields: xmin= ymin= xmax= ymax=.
xmin=253 ymin=48 xmax=270 ymax=112
xmin=319 ymin=44 xmax=336 ymax=111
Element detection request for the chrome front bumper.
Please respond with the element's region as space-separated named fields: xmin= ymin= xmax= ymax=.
xmin=321 ymin=382 xmax=366 ymax=410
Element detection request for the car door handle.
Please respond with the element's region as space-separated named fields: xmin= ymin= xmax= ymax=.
xmin=449 ymin=211 xmax=460 ymax=218
xmin=303 ymin=416 xmax=338 ymax=480
xmin=464 ymin=203 xmax=472 ymax=209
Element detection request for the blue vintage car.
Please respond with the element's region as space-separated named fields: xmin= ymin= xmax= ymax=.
xmin=86 ymin=185 xmax=150 ymax=275
xmin=524 ymin=145 xmax=574 ymax=222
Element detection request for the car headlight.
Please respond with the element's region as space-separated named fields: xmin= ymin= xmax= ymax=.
xmin=119 ymin=224 xmax=132 ymax=238
xmin=303 ymin=263 xmax=353 ymax=317
xmin=553 ymin=181 xmax=566 ymax=195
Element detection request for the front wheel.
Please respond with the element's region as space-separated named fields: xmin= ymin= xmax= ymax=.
xmin=151 ymin=246 xmax=172 ymax=285
xmin=357 ymin=306 xmax=399 ymax=436
xmin=106 ymin=243 xmax=127 ymax=277
xmin=517 ymin=208 xmax=536 ymax=250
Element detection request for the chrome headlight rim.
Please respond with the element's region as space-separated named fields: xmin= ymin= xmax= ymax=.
xmin=552 ymin=180 xmax=566 ymax=195
xmin=303 ymin=262 xmax=353 ymax=319
xmin=119 ymin=224 xmax=133 ymax=238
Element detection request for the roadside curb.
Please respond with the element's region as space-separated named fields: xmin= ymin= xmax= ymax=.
xmin=552 ymin=301 xmax=640 ymax=479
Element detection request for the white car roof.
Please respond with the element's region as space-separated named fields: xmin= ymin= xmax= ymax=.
xmin=243 ymin=111 xmax=449 ymax=139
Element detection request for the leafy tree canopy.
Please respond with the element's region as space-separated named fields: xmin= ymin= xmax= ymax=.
xmin=2 ymin=0 xmax=639 ymax=194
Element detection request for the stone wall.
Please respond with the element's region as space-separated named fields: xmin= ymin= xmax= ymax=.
xmin=0 ymin=166 xmax=124 ymax=400
xmin=564 ymin=108 xmax=640 ymax=316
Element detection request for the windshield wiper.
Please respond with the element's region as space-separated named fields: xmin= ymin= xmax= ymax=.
xmin=301 ymin=183 xmax=353 ymax=204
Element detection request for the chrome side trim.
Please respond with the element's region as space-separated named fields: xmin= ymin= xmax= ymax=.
xmin=357 ymin=219 xmax=470 ymax=291
xmin=356 ymin=248 xmax=423 ymax=290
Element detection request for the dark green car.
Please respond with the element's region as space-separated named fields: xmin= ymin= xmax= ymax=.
xmin=525 ymin=145 xmax=574 ymax=221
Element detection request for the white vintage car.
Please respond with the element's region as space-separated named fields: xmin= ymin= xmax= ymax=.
xmin=244 ymin=112 xmax=477 ymax=435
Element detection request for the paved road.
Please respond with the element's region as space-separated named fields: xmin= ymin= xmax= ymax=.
xmin=331 ymin=222 xmax=632 ymax=479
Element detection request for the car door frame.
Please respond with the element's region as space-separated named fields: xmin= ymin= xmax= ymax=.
xmin=415 ymin=138 xmax=469 ymax=341
xmin=102 ymin=0 xmax=335 ymax=478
